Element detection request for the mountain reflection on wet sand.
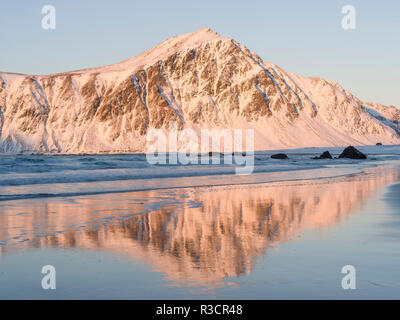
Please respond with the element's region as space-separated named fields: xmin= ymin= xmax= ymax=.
xmin=1 ymin=165 xmax=399 ymax=288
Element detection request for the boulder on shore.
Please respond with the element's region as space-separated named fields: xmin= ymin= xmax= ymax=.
xmin=313 ymin=151 xmax=333 ymax=160
xmin=338 ymin=146 xmax=367 ymax=160
xmin=376 ymin=142 xmax=383 ymax=146
xmin=271 ymin=153 xmax=288 ymax=160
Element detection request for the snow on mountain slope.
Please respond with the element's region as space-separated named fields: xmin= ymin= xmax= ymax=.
xmin=0 ymin=28 xmax=399 ymax=153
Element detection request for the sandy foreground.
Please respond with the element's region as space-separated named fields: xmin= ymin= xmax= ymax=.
xmin=0 ymin=163 xmax=400 ymax=299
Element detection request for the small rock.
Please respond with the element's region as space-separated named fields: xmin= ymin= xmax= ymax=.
xmin=376 ymin=143 xmax=383 ymax=146
xmin=231 ymin=152 xmax=247 ymax=156
xmin=338 ymin=146 xmax=367 ymax=160
xmin=312 ymin=151 xmax=333 ymax=160
xmin=271 ymin=153 xmax=288 ymax=160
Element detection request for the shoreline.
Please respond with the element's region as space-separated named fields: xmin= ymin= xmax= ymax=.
xmin=1 ymin=162 xmax=398 ymax=202
xmin=1 ymin=143 xmax=400 ymax=156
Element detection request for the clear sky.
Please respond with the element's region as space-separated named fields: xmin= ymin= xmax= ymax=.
xmin=0 ymin=0 xmax=399 ymax=107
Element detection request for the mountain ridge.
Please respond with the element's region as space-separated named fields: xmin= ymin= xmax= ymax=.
xmin=0 ymin=28 xmax=399 ymax=153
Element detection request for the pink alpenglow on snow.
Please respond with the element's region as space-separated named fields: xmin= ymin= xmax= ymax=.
xmin=0 ymin=28 xmax=399 ymax=153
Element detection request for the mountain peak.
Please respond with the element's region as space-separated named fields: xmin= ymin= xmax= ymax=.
xmin=176 ymin=27 xmax=225 ymax=45
xmin=1 ymin=29 xmax=400 ymax=153
xmin=192 ymin=27 xmax=218 ymax=36
xmin=114 ymin=28 xmax=226 ymax=72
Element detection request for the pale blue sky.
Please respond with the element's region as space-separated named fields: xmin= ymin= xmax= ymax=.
xmin=0 ymin=0 xmax=399 ymax=107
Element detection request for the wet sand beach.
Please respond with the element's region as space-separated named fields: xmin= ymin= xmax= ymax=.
xmin=0 ymin=163 xmax=400 ymax=299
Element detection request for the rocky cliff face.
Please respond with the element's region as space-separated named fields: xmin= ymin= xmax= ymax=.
xmin=0 ymin=28 xmax=399 ymax=153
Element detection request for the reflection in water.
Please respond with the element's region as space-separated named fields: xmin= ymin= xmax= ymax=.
xmin=0 ymin=166 xmax=399 ymax=286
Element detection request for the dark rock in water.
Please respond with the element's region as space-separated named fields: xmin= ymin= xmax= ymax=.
xmin=376 ymin=143 xmax=383 ymax=146
xmin=338 ymin=146 xmax=367 ymax=160
xmin=232 ymin=152 xmax=247 ymax=156
xmin=312 ymin=151 xmax=333 ymax=160
xmin=320 ymin=151 xmax=333 ymax=159
xmin=271 ymin=153 xmax=288 ymax=159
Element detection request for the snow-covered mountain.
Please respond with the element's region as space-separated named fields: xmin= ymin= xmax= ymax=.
xmin=1 ymin=28 xmax=399 ymax=153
